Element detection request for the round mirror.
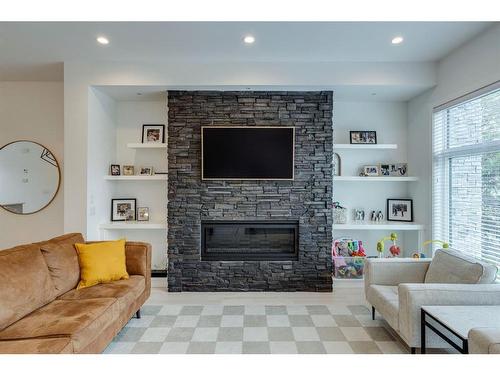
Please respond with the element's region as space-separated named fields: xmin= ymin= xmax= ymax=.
xmin=0 ymin=141 xmax=60 ymax=214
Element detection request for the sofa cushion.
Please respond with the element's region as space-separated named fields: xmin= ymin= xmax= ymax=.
xmin=366 ymin=285 xmax=399 ymax=330
xmin=36 ymin=232 xmax=85 ymax=248
xmin=0 ymin=245 xmax=57 ymax=331
xmin=59 ymin=276 xmax=145 ymax=311
xmin=0 ymin=298 xmax=118 ymax=353
xmin=425 ymin=249 xmax=497 ymax=284
xmin=40 ymin=242 xmax=81 ymax=297
xmin=0 ymin=337 xmax=73 ymax=354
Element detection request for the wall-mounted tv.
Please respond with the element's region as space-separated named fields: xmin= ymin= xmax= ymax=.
xmin=202 ymin=126 xmax=295 ymax=180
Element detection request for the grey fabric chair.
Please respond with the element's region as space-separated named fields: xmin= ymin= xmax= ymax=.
xmin=364 ymin=249 xmax=499 ymax=353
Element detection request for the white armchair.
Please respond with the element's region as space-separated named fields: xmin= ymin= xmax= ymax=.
xmin=364 ymin=249 xmax=499 ymax=353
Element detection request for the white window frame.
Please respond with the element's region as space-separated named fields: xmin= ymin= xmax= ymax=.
xmin=432 ymin=81 xmax=500 ymax=265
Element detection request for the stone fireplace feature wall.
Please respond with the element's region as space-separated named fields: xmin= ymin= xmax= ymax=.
xmin=167 ymin=91 xmax=333 ymax=291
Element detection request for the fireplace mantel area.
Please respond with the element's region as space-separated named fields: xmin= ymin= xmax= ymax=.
xmin=167 ymin=91 xmax=333 ymax=292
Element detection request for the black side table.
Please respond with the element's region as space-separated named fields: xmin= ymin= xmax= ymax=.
xmin=421 ymin=306 xmax=469 ymax=354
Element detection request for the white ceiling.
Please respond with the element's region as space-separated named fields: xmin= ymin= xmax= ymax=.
xmin=0 ymin=22 xmax=493 ymax=81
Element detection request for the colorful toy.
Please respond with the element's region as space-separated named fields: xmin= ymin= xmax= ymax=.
xmin=376 ymin=233 xmax=400 ymax=258
xmin=333 ymin=238 xmax=366 ymax=279
xmin=411 ymin=239 xmax=449 ymax=258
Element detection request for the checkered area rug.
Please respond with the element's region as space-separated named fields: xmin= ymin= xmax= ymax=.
xmin=104 ymin=303 xmax=407 ymax=354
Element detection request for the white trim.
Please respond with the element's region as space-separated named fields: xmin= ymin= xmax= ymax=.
xmin=433 ymin=81 xmax=500 ymax=112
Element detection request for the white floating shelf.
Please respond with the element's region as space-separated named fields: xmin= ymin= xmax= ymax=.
xmin=104 ymin=175 xmax=167 ymax=181
xmin=334 ymin=176 xmax=418 ymax=182
xmin=334 ymin=222 xmax=424 ymax=230
xmin=100 ymin=222 xmax=166 ymax=230
xmin=127 ymin=143 xmax=167 ymax=149
xmin=333 ymin=144 xmax=397 ymax=150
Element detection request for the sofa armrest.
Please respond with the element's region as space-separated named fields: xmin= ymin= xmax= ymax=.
xmin=125 ymin=242 xmax=151 ymax=292
xmin=469 ymin=328 xmax=500 ymax=354
xmin=398 ymin=283 xmax=500 ymax=347
xmin=364 ymin=258 xmax=431 ymax=292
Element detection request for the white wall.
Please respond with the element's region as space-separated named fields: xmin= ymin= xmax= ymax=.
xmin=86 ymin=88 xmax=117 ymax=240
xmin=407 ymin=24 xmax=500 ymax=254
xmin=0 ymin=82 xmax=64 ymax=248
xmin=333 ymin=100 xmax=419 ymax=256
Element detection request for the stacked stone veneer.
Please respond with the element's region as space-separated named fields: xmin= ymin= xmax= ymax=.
xmin=167 ymin=91 xmax=333 ymax=291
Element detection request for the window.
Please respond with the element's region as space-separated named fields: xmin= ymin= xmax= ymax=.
xmin=433 ymin=82 xmax=500 ymax=277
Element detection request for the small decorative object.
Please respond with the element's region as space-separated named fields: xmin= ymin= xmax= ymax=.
xmin=333 ymin=202 xmax=347 ymax=224
xmin=142 ymin=124 xmax=165 ymax=143
xmin=333 ymin=152 xmax=341 ymax=176
xmin=411 ymin=240 xmax=449 ymax=258
xmin=370 ymin=210 xmax=384 ymax=222
xmin=123 ymin=165 xmax=135 ymax=176
xmin=363 ymin=165 xmax=379 ymax=177
xmin=110 ymin=164 xmax=121 ymax=176
xmin=111 ymin=198 xmax=136 ymax=222
xmin=354 ymin=209 xmax=365 ymax=221
xmin=137 ymin=207 xmax=150 ymax=221
xmin=380 ymin=163 xmax=408 ymax=177
xmin=377 ymin=232 xmax=399 ymax=258
xmin=139 ymin=166 xmax=154 ymax=176
xmin=387 ymin=199 xmax=413 ymax=222
xmin=412 ymin=253 xmax=427 ymax=259
xmin=359 ymin=172 xmax=367 ymax=177
xmin=350 ymin=130 xmax=377 ymax=144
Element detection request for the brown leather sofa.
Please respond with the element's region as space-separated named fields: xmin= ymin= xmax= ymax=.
xmin=0 ymin=233 xmax=151 ymax=354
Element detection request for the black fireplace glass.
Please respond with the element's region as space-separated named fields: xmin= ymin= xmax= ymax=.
xmin=201 ymin=221 xmax=298 ymax=261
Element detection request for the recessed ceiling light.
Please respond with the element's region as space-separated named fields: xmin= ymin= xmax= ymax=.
xmin=243 ymin=35 xmax=255 ymax=44
xmin=391 ymin=36 xmax=404 ymax=45
xmin=97 ymin=36 xmax=109 ymax=45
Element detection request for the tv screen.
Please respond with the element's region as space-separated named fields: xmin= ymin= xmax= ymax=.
xmin=202 ymin=127 xmax=295 ymax=180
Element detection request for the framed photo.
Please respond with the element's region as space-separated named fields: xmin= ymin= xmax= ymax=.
xmin=137 ymin=207 xmax=150 ymax=221
xmin=350 ymin=131 xmax=377 ymax=144
xmin=110 ymin=164 xmax=121 ymax=176
xmin=111 ymin=198 xmax=136 ymax=222
xmin=139 ymin=166 xmax=154 ymax=176
xmin=387 ymin=199 xmax=413 ymax=222
xmin=123 ymin=165 xmax=135 ymax=176
xmin=363 ymin=165 xmax=379 ymax=176
xmin=333 ymin=152 xmax=341 ymax=176
xmin=380 ymin=163 xmax=408 ymax=177
xmin=142 ymin=124 xmax=165 ymax=144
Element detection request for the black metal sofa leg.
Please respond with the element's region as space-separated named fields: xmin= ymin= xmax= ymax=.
xmin=135 ymin=309 xmax=141 ymax=319
xmin=372 ymin=306 xmax=375 ymax=320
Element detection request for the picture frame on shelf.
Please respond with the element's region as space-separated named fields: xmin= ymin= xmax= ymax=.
xmin=350 ymin=130 xmax=377 ymax=144
xmin=123 ymin=165 xmax=135 ymax=176
xmin=380 ymin=163 xmax=408 ymax=177
xmin=333 ymin=152 xmax=341 ymax=176
xmin=111 ymin=198 xmax=136 ymax=222
xmin=363 ymin=165 xmax=379 ymax=176
xmin=137 ymin=207 xmax=150 ymax=222
xmin=387 ymin=199 xmax=413 ymax=222
xmin=110 ymin=164 xmax=121 ymax=176
xmin=142 ymin=124 xmax=165 ymax=144
xmin=139 ymin=166 xmax=154 ymax=176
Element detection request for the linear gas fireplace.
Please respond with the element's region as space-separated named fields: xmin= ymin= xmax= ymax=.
xmin=201 ymin=220 xmax=299 ymax=261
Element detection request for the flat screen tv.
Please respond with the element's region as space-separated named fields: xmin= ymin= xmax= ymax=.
xmin=202 ymin=126 xmax=295 ymax=180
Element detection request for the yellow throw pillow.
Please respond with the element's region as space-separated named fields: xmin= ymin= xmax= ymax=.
xmin=74 ymin=239 xmax=129 ymax=289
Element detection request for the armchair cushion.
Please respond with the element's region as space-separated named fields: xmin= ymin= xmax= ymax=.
xmin=424 ymin=249 xmax=497 ymax=284
xmin=366 ymin=285 xmax=399 ymax=330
